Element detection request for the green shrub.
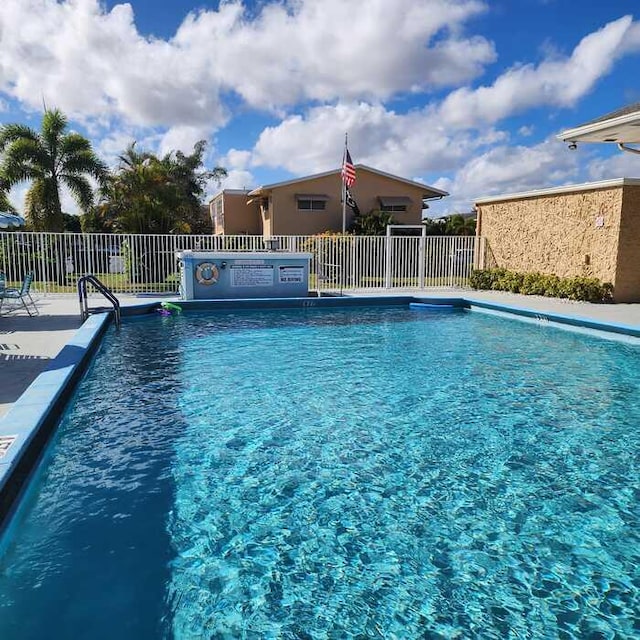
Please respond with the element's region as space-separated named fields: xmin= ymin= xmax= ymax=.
xmin=470 ymin=268 xmax=613 ymax=303
xmin=470 ymin=269 xmax=496 ymax=289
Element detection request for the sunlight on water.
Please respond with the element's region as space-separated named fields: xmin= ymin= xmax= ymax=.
xmin=0 ymin=307 xmax=639 ymax=639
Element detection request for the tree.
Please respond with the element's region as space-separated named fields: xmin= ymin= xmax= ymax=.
xmin=0 ymin=188 xmax=16 ymax=213
xmin=62 ymin=212 xmax=82 ymax=233
xmin=80 ymin=203 xmax=116 ymax=233
xmin=0 ymin=109 xmax=108 ymax=231
xmin=445 ymin=213 xmax=476 ymax=236
xmin=350 ymin=208 xmax=395 ymax=235
xmin=422 ymin=217 xmax=447 ymax=235
xmin=100 ymin=140 xmax=226 ymax=234
xmin=421 ymin=214 xmax=476 ymax=236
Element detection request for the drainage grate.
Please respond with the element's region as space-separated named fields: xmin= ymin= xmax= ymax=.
xmin=0 ymin=435 xmax=17 ymax=459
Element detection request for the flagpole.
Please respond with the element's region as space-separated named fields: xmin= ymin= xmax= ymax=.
xmin=342 ymin=133 xmax=347 ymax=234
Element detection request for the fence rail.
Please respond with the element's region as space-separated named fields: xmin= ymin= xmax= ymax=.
xmin=0 ymin=232 xmax=485 ymax=295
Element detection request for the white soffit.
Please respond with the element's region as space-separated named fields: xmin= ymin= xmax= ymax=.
xmin=559 ymin=107 xmax=640 ymax=144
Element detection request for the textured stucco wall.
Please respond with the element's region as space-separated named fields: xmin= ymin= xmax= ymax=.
xmin=614 ymin=185 xmax=640 ymax=302
xmin=476 ymin=187 xmax=623 ymax=286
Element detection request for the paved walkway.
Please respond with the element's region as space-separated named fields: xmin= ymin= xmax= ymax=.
xmin=1 ymin=290 xmax=639 ymax=419
xmin=0 ymin=294 xmax=148 ymax=418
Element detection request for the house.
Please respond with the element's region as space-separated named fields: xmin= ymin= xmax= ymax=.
xmin=210 ymin=189 xmax=260 ymax=235
xmin=475 ymin=178 xmax=640 ymax=302
xmin=209 ymin=165 xmax=448 ymax=236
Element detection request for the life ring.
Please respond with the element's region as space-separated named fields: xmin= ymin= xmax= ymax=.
xmin=195 ymin=262 xmax=219 ymax=285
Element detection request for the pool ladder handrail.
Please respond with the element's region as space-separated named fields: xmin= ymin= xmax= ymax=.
xmin=78 ymin=275 xmax=121 ymax=327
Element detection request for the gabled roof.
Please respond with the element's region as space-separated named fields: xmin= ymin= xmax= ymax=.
xmin=247 ymin=165 xmax=448 ymax=199
xmin=558 ymin=103 xmax=640 ymax=144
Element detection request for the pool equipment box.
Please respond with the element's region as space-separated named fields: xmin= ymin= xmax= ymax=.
xmin=176 ymin=251 xmax=313 ymax=299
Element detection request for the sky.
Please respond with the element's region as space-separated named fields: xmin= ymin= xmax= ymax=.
xmin=1 ymin=0 xmax=640 ymax=218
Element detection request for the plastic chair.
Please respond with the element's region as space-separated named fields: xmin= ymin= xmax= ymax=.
xmin=0 ymin=272 xmax=39 ymax=316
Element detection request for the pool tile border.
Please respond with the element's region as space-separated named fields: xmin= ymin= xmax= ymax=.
xmin=461 ymin=297 xmax=640 ymax=338
xmin=0 ymin=294 xmax=638 ymax=528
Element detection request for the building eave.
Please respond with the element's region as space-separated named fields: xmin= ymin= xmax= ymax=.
xmin=558 ymin=108 xmax=640 ymax=144
xmin=208 ymin=188 xmax=251 ymax=204
xmin=475 ymin=178 xmax=640 ymax=205
xmin=247 ymin=165 xmax=448 ymax=199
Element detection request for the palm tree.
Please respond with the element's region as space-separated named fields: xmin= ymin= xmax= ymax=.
xmin=100 ymin=140 xmax=226 ymax=234
xmin=445 ymin=213 xmax=476 ymax=236
xmin=0 ymin=189 xmax=16 ymax=213
xmin=0 ymin=109 xmax=107 ymax=231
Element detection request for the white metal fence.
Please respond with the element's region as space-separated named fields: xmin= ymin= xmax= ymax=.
xmin=0 ymin=232 xmax=485 ymax=295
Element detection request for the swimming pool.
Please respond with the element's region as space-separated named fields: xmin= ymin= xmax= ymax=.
xmin=0 ymin=306 xmax=639 ymax=638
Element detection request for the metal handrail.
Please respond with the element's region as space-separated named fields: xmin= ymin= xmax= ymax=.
xmin=78 ymin=274 xmax=121 ymax=327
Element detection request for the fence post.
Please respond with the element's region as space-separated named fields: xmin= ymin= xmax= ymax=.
xmin=351 ymin=236 xmax=357 ymax=289
xmin=384 ymin=228 xmax=392 ymax=289
xmin=418 ymin=228 xmax=426 ymax=289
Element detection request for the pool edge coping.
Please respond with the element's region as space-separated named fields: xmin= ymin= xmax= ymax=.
xmin=0 ymin=312 xmax=111 ymax=526
xmin=0 ymin=294 xmax=638 ymax=527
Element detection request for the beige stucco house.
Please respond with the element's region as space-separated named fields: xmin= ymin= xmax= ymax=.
xmin=209 ymin=165 xmax=448 ymax=236
xmin=475 ymin=178 xmax=640 ymax=302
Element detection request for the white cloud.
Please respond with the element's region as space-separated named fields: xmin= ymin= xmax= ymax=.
xmin=587 ymin=148 xmax=640 ymax=180
xmin=219 ymin=170 xmax=255 ymax=192
xmin=249 ymin=102 xmax=508 ymax=178
xmin=0 ymin=1 xmax=226 ymax=129
xmin=429 ymin=137 xmax=581 ymax=215
xmin=0 ymin=0 xmax=494 ymax=130
xmin=157 ymin=125 xmax=212 ymax=157
xmin=215 ymin=149 xmax=255 ymax=193
xmin=176 ymin=0 xmax=493 ymax=107
xmin=438 ymin=15 xmax=639 ymax=128
xmin=224 ymin=149 xmax=252 ymax=171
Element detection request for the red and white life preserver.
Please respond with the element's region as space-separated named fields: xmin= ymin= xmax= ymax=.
xmin=195 ymin=262 xmax=219 ymax=285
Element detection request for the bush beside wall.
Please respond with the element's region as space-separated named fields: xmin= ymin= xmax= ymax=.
xmin=470 ymin=268 xmax=613 ymax=303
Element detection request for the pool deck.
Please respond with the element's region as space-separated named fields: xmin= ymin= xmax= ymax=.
xmin=1 ymin=289 xmax=640 ymax=420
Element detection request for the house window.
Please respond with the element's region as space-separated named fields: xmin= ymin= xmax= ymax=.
xmin=379 ymin=196 xmax=411 ymax=213
xmin=298 ymin=199 xmax=326 ymax=211
xmin=296 ymin=194 xmax=329 ymax=211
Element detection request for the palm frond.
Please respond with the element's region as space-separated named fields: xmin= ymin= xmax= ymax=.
xmin=41 ymin=109 xmax=68 ymax=155
xmin=1 ymin=138 xmax=50 ymax=182
xmin=60 ymin=148 xmax=108 ymax=183
xmin=0 ymin=123 xmax=38 ymax=151
xmin=24 ymin=179 xmax=63 ymax=231
xmin=62 ymin=174 xmax=95 ymax=211
xmin=0 ymin=189 xmax=17 ymax=213
xmin=1 ymin=154 xmax=45 ymax=185
xmin=58 ymin=132 xmax=92 ymax=158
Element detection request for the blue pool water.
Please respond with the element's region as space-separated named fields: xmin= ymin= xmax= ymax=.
xmin=0 ymin=306 xmax=639 ymax=639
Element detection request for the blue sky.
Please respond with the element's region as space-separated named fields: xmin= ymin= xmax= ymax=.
xmin=1 ymin=0 xmax=640 ymax=217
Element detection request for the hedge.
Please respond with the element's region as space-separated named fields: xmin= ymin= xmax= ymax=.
xmin=469 ymin=268 xmax=613 ymax=303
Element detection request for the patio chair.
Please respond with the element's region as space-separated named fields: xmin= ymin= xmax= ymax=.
xmin=0 ymin=272 xmax=39 ymax=316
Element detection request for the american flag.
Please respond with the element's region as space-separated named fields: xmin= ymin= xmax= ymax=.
xmin=341 ymin=149 xmax=356 ymax=187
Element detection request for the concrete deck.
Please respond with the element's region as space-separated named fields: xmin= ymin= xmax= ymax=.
xmin=1 ymin=290 xmax=640 ymax=419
